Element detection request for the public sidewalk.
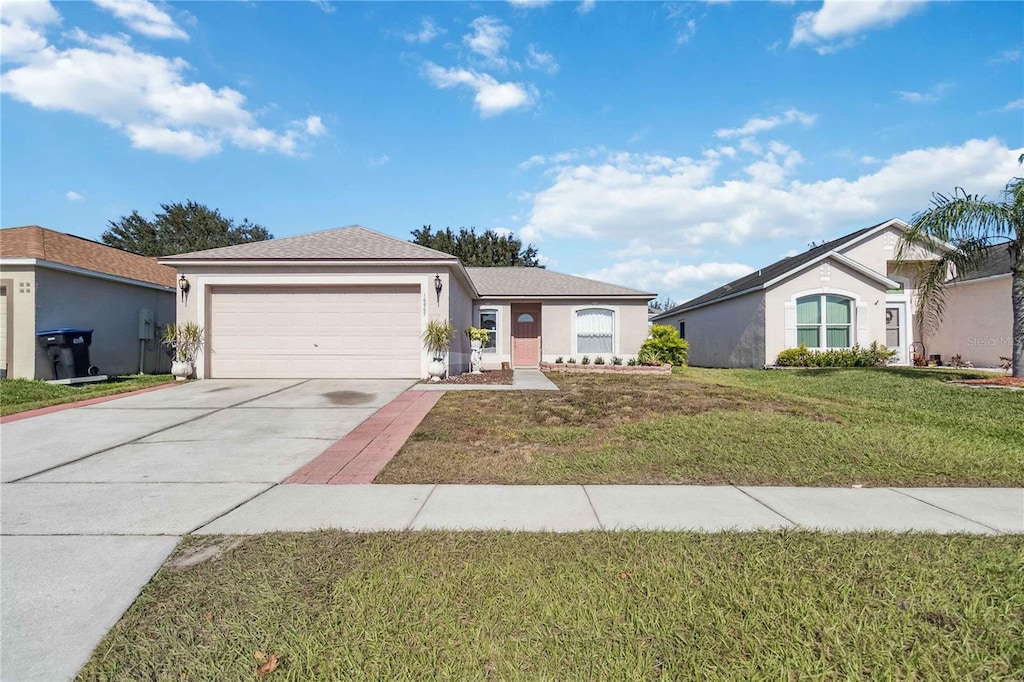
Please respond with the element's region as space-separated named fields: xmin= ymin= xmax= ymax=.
xmin=194 ymin=484 xmax=1024 ymax=535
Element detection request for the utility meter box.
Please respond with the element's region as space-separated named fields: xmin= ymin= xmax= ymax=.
xmin=138 ymin=308 xmax=155 ymax=340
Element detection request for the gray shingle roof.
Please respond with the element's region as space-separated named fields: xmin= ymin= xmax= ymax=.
xmin=653 ymin=220 xmax=889 ymax=318
xmin=467 ymin=267 xmax=654 ymax=298
xmin=953 ymin=243 xmax=1014 ymax=282
xmin=163 ymin=225 xmax=458 ymax=261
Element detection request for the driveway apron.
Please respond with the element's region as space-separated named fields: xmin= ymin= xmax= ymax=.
xmin=0 ymin=378 xmax=413 ymax=681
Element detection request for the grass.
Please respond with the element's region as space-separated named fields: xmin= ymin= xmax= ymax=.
xmin=0 ymin=374 xmax=174 ymax=416
xmin=377 ymin=367 xmax=1024 ymax=486
xmin=79 ymin=531 xmax=1024 ymax=680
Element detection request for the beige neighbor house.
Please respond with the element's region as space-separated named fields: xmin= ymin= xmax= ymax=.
xmin=653 ymin=217 xmax=1014 ymax=369
xmin=0 ymin=226 xmax=176 ymax=379
xmin=160 ymin=225 xmax=654 ymax=379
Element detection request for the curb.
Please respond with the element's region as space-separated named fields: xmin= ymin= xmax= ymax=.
xmin=1 ymin=381 xmax=180 ymax=424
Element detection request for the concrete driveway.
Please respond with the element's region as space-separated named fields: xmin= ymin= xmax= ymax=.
xmin=0 ymin=378 xmax=413 ymax=681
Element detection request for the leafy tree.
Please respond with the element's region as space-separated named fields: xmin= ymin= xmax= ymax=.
xmin=649 ymin=296 xmax=677 ymax=311
xmin=410 ymin=225 xmax=543 ymax=267
xmin=102 ymin=200 xmax=272 ymax=256
xmin=898 ymin=171 xmax=1023 ymax=377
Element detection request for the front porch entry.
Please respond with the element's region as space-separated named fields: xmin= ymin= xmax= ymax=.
xmin=511 ymin=304 xmax=541 ymax=367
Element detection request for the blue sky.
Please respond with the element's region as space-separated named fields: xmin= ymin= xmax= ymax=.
xmin=2 ymin=0 xmax=1022 ymax=303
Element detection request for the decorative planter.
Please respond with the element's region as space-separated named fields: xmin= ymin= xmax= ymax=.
xmin=469 ymin=340 xmax=483 ymax=374
xmin=170 ymin=360 xmax=194 ymax=381
xmin=427 ymin=358 xmax=447 ymax=382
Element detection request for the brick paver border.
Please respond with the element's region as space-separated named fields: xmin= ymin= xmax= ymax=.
xmin=0 ymin=381 xmax=180 ymax=424
xmin=286 ymin=391 xmax=442 ymax=485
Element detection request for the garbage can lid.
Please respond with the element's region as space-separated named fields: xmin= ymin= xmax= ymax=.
xmin=36 ymin=328 xmax=93 ymax=336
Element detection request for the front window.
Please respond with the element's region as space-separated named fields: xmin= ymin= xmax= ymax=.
xmin=796 ymin=295 xmax=852 ymax=349
xmin=479 ymin=310 xmax=497 ymax=353
xmin=576 ymin=308 xmax=614 ymax=353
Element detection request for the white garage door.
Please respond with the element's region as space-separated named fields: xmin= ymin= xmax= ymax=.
xmin=208 ymin=286 xmax=422 ymax=378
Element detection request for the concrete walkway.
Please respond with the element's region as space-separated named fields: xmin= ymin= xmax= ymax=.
xmin=194 ymin=484 xmax=1024 ymax=535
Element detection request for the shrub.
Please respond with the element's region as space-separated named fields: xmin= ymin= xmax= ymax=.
xmin=594 ymin=356 xmax=606 ymax=365
xmin=567 ymin=358 xmax=576 ymax=364
xmin=581 ymin=355 xmax=591 ymax=365
xmin=626 ymin=358 xmax=638 ymax=366
xmin=554 ymin=356 xmax=564 ymax=364
xmin=775 ymin=342 xmax=897 ymax=368
xmin=948 ymin=354 xmax=973 ymax=369
xmin=999 ymin=356 xmax=1012 ymax=373
xmin=611 ymin=356 xmax=623 ymax=365
xmin=639 ymin=324 xmax=688 ymax=367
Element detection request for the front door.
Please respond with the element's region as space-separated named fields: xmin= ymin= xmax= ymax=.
xmin=512 ymin=306 xmax=540 ymax=367
xmin=885 ymin=303 xmax=908 ymax=365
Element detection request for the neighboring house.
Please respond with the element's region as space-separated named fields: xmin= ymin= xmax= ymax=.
xmin=652 ymin=218 xmax=969 ymax=368
xmin=926 ymin=244 xmax=1014 ymax=368
xmin=160 ymin=225 xmax=654 ymax=379
xmin=0 ymin=226 xmax=176 ymax=379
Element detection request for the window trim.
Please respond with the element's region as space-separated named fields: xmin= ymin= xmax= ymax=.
xmin=572 ymin=305 xmax=618 ymax=356
xmin=794 ymin=293 xmax=854 ymax=350
xmin=478 ymin=306 xmax=500 ymax=354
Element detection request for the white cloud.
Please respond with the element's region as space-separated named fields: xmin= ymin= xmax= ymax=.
xmin=999 ymin=99 xmax=1024 ymax=112
xmin=895 ymin=81 xmax=953 ymax=104
xmin=65 ymin=190 xmax=84 ymax=201
xmin=403 ymin=18 xmax=443 ymax=44
xmin=526 ymin=45 xmax=558 ymax=74
xmin=989 ymin=47 xmax=1021 ymax=64
xmin=303 ymin=115 xmax=326 ymax=136
xmin=715 ymin=108 xmax=816 ymax=139
xmin=676 ymin=19 xmax=696 ymax=45
xmin=0 ymin=11 xmax=324 ymax=159
xmin=422 ymin=62 xmax=536 ymax=117
xmin=576 ymin=0 xmax=596 ymax=14
xmin=584 ymin=260 xmax=754 ymax=300
xmin=92 ymin=0 xmax=188 ymax=40
xmin=508 ymin=0 xmax=552 ymax=7
xmin=464 ymin=16 xmax=511 ymax=69
xmin=0 ymin=0 xmax=61 ymax=60
xmin=520 ymin=138 xmax=1022 ymax=258
xmin=791 ymin=0 xmax=927 ymax=54
xmin=309 ymin=0 xmax=335 ymax=14
xmin=368 ymin=154 xmax=390 ymax=168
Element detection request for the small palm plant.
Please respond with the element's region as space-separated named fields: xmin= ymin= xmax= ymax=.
xmin=423 ymin=320 xmax=455 ymax=360
xmin=162 ymin=322 xmax=203 ymax=363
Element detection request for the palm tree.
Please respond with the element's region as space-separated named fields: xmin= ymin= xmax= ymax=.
xmin=898 ymin=171 xmax=1023 ymax=377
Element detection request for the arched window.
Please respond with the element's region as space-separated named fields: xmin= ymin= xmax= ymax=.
xmin=796 ymin=295 xmax=852 ymax=349
xmin=576 ymin=308 xmax=614 ymax=353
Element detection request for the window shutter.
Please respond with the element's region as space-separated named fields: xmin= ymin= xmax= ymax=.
xmin=856 ymin=302 xmax=869 ymax=345
xmin=784 ymin=302 xmax=796 ymax=348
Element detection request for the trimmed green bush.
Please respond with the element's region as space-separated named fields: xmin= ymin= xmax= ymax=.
xmin=775 ymin=342 xmax=897 ymax=368
xmin=639 ymin=324 xmax=689 ymax=366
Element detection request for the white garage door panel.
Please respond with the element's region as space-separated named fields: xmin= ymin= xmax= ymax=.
xmin=209 ymin=286 xmax=422 ymax=378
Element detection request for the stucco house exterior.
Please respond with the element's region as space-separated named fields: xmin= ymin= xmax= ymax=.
xmin=0 ymin=226 xmax=176 ymax=379
xmin=160 ymin=225 xmax=654 ymax=379
xmin=652 ymin=217 xmax=1012 ymax=369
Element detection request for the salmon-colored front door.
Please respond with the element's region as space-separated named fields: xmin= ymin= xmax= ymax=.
xmin=512 ymin=307 xmax=540 ymax=366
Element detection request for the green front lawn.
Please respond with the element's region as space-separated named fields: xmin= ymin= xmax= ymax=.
xmin=0 ymin=374 xmax=174 ymax=416
xmin=80 ymin=531 xmax=1024 ymax=680
xmin=377 ymin=367 xmax=1024 ymax=486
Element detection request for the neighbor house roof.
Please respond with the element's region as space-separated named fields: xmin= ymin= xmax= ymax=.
xmin=163 ymin=225 xmax=459 ymax=261
xmin=467 ymin=267 xmax=654 ymax=298
xmin=953 ymin=243 xmax=1015 ymax=282
xmin=653 ymin=218 xmax=908 ymax=319
xmin=0 ymin=225 xmax=176 ymax=288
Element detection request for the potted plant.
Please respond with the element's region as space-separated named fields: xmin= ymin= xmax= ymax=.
xmin=163 ymin=322 xmax=203 ymax=381
xmin=423 ymin=320 xmax=455 ymax=382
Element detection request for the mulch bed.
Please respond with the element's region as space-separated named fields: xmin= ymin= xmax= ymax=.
xmin=950 ymin=376 xmax=1024 ymax=388
xmin=429 ymin=369 xmax=514 ymax=385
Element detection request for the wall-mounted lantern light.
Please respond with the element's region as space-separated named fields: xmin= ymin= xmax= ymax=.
xmin=178 ymin=274 xmax=191 ymax=303
xmin=434 ymin=274 xmax=443 ymax=304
